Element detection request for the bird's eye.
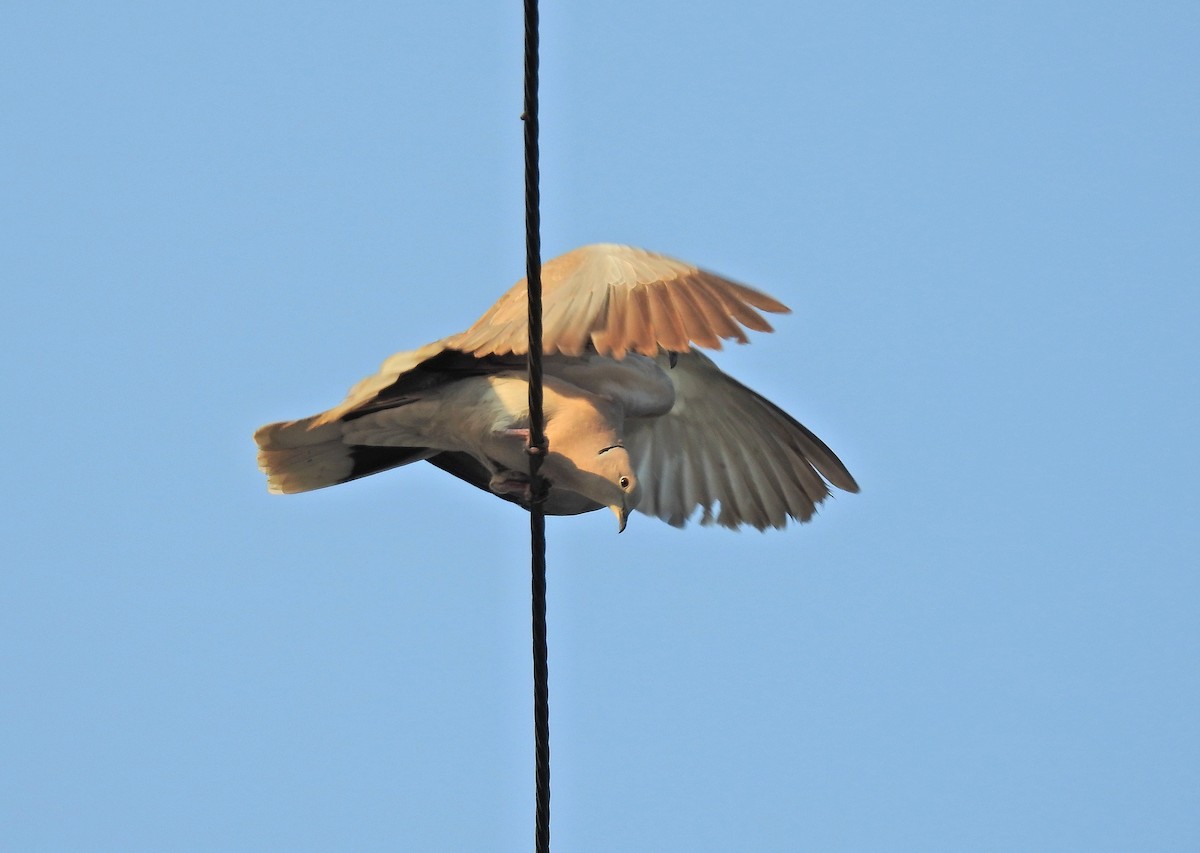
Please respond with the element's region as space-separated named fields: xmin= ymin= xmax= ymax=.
xmin=619 ymin=476 xmax=630 ymax=490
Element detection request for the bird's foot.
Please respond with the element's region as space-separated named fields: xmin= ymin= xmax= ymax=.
xmin=500 ymin=428 xmax=548 ymax=456
xmin=488 ymin=470 xmax=532 ymax=500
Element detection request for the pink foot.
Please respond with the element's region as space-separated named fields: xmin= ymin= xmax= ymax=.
xmin=489 ymin=471 xmax=532 ymax=500
xmin=499 ymin=427 xmax=548 ymax=457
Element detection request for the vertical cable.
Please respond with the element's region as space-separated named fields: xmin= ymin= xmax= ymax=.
xmin=522 ymin=1 xmax=550 ymax=851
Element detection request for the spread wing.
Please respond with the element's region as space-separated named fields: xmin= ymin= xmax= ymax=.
xmin=445 ymin=243 xmax=790 ymax=359
xmin=305 ymin=243 xmax=788 ymax=426
xmin=309 ymin=343 xmax=520 ymax=427
xmin=625 ymin=350 xmax=859 ymax=530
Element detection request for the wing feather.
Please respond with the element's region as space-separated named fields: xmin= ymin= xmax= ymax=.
xmin=646 ymin=283 xmax=690 ymax=352
xmin=444 ymin=244 xmax=789 ymax=358
xmin=626 ymin=349 xmax=858 ymax=530
xmin=664 ymin=287 xmax=721 ymax=350
xmin=627 ymin=285 xmax=659 ymax=356
xmin=686 ymin=276 xmax=751 ymax=344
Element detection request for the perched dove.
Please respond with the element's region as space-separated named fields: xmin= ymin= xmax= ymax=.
xmin=255 ymin=243 xmax=858 ymax=531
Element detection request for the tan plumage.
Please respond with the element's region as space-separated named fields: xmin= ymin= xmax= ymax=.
xmin=255 ymin=243 xmax=858 ymax=531
xmin=445 ymin=243 xmax=789 ymax=359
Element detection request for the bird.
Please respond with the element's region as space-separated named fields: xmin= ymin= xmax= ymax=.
xmin=254 ymin=243 xmax=858 ymax=531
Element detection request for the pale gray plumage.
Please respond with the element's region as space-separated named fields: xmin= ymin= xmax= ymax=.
xmin=254 ymin=243 xmax=858 ymax=531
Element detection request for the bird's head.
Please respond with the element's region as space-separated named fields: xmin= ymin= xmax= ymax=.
xmin=539 ymin=379 xmax=642 ymax=531
xmin=541 ymin=436 xmax=641 ymax=532
xmin=594 ymin=442 xmax=641 ymax=532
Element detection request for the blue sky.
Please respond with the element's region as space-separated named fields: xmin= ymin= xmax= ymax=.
xmin=3 ymin=2 xmax=1198 ymax=850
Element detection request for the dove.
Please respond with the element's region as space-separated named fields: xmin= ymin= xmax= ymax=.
xmin=254 ymin=243 xmax=858 ymax=530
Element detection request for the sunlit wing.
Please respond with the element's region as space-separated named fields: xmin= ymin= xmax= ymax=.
xmin=445 ymin=243 xmax=791 ymax=359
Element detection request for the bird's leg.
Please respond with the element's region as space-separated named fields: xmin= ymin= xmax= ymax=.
xmin=502 ymin=427 xmax=549 ymax=458
xmin=487 ymin=428 xmax=548 ymax=501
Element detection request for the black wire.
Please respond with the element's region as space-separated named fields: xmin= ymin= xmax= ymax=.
xmin=522 ymin=1 xmax=550 ymax=851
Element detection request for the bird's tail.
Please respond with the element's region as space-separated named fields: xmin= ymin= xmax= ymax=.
xmin=254 ymin=416 xmax=432 ymax=494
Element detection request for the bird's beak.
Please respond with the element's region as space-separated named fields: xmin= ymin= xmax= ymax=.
xmin=610 ymin=502 xmax=629 ymax=533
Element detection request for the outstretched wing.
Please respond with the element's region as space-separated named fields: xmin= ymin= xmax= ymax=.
xmin=625 ymin=350 xmax=859 ymax=530
xmin=445 ymin=243 xmax=790 ymax=359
